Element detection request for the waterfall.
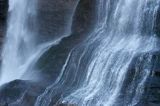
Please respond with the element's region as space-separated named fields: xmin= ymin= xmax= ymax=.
xmin=1 ymin=0 xmax=160 ymax=105
xmin=0 ymin=0 xmax=61 ymax=85
xmin=0 ymin=0 xmax=37 ymax=85
xmin=35 ymin=0 xmax=160 ymax=106
xmin=0 ymin=0 xmax=79 ymax=87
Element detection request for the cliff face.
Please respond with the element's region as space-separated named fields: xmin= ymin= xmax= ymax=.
xmin=154 ymin=6 xmax=160 ymax=37
xmin=0 ymin=0 xmax=8 ymax=45
xmin=36 ymin=0 xmax=77 ymax=43
xmin=0 ymin=0 xmax=8 ymax=23
xmin=35 ymin=0 xmax=97 ymax=85
xmin=0 ymin=0 xmax=97 ymax=105
xmin=0 ymin=0 xmax=160 ymax=106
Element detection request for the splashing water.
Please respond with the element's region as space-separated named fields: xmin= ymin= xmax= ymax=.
xmin=35 ymin=0 xmax=160 ymax=106
xmin=0 ymin=0 xmax=37 ymax=85
xmin=1 ymin=0 xmax=160 ymax=106
xmin=0 ymin=0 xmax=67 ymax=85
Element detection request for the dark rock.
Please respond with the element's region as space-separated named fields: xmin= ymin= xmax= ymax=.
xmin=145 ymin=52 xmax=160 ymax=105
xmin=147 ymin=77 xmax=160 ymax=88
xmin=0 ymin=0 xmax=98 ymax=105
xmin=118 ymin=51 xmax=160 ymax=105
xmin=147 ymin=103 xmax=160 ymax=106
xmin=35 ymin=0 xmax=97 ymax=84
xmin=0 ymin=0 xmax=8 ymax=47
xmin=0 ymin=0 xmax=8 ymax=24
xmin=147 ymin=87 xmax=160 ymax=104
xmin=71 ymin=0 xmax=97 ymax=34
xmin=154 ymin=4 xmax=160 ymax=37
xmin=0 ymin=80 xmax=45 ymax=106
xmin=37 ymin=0 xmax=78 ymax=43
xmin=55 ymin=104 xmax=76 ymax=106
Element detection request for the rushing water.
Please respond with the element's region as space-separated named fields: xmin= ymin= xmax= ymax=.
xmin=1 ymin=0 xmax=160 ymax=106
xmin=0 ymin=0 xmax=65 ymax=85
xmin=35 ymin=0 xmax=160 ymax=106
xmin=0 ymin=0 xmax=37 ymax=85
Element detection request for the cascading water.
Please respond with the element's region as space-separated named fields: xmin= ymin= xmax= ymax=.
xmin=1 ymin=0 xmax=160 ymax=105
xmin=0 ymin=0 xmax=61 ymax=85
xmin=35 ymin=0 xmax=160 ymax=106
xmin=0 ymin=0 xmax=37 ymax=85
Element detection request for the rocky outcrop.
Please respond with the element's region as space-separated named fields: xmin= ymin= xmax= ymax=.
xmin=0 ymin=0 xmax=8 ymax=47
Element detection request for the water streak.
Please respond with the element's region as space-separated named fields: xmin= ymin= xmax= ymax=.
xmin=35 ymin=0 xmax=160 ymax=106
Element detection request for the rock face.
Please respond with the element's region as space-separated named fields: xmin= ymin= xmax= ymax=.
xmin=36 ymin=0 xmax=77 ymax=43
xmin=0 ymin=0 xmax=8 ymax=45
xmin=0 ymin=0 xmax=97 ymax=105
xmin=0 ymin=80 xmax=45 ymax=106
xmin=119 ymin=52 xmax=160 ymax=106
xmin=55 ymin=104 xmax=76 ymax=106
xmin=154 ymin=5 xmax=160 ymax=37
xmin=35 ymin=0 xmax=97 ymax=84
xmin=0 ymin=0 xmax=160 ymax=106
xmin=0 ymin=0 xmax=8 ymax=24
xmin=145 ymin=52 xmax=160 ymax=106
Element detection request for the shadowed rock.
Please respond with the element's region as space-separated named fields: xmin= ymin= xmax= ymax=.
xmin=35 ymin=0 xmax=97 ymax=84
xmin=0 ymin=0 xmax=97 ymax=105
xmin=55 ymin=103 xmax=77 ymax=106
xmin=0 ymin=0 xmax=8 ymax=46
xmin=0 ymin=80 xmax=45 ymax=106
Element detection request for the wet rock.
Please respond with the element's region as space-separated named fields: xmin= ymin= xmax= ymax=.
xmin=0 ymin=0 xmax=98 ymax=105
xmin=145 ymin=52 xmax=160 ymax=105
xmin=1 ymin=0 xmax=160 ymax=106
xmin=0 ymin=0 xmax=8 ymax=45
xmin=0 ymin=0 xmax=8 ymax=24
xmin=55 ymin=104 xmax=76 ymax=106
xmin=119 ymin=51 xmax=160 ymax=105
xmin=71 ymin=0 xmax=97 ymax=34
xmin=37 ymin=0 xmax=77 ymax=42
xmin=0 ymin=80 xmax=45 ymax=106
xmin=35 ymin=0 xmax=97 ymax=84
xmin=154 ymin=5 xmax=160 ymax=37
